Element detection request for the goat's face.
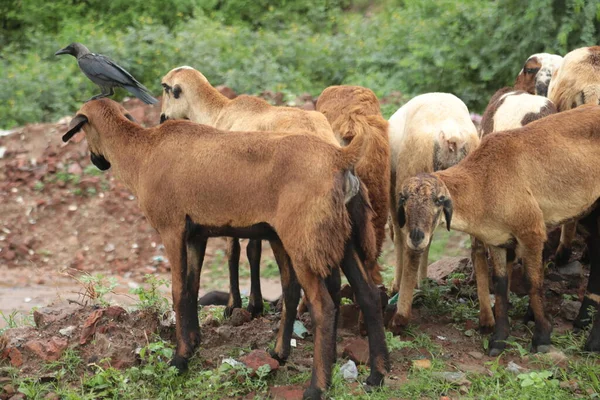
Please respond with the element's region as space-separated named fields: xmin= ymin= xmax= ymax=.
xmin=515 ymin=53 xmax=563 ymax=97
xmin=61 ymin=99 xmax=135 ymax=170
xmin=160 ymin=66 xmax=207 ymax=124
xmin=397 ymin=174 xmax=453 ymax=252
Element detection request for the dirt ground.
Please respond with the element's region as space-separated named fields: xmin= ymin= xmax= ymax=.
xmin=1 ymin=99 xmax=598 ymax=399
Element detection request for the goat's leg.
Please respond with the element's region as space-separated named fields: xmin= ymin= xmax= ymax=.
xmin=342 ymin=245 xmax=389 ymax=388
xmin=269 ymin=239 xmax=300 ymax=364
xmin=584 ymin=304 xmax=600 ymax=352
xmin=224 ymin=238 xmax=241 ymax=318
xmin=489 ymin=246 xmax=509 ymax=357
xmin=575 ymin=211 xmax=600 ymax=330
xmin=555 ymin=221 xmax=577 ymax=266
xmin=522 ymin=240 xmax=552 ymax=353
xmin=324 ymin=267 xmax=341 ymax=364
xmin=246 ymin=239 xmax=264 ymax=318
xmin=416 ymin=237 xmax=431 ymax=286
xmin=471 ymin=237 xmax=494 ymax=334
xmin=295 ymin=267 xmax=336 ymax=400
xmin=389 ymin=244 xmax=421 ymax=335
xmin=391 ymin=225 xmax=405 ymax=294
xmin=168 ymin=221 xmax=206 ymax=371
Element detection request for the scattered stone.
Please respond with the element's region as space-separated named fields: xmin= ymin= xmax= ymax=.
xmin=455 ymin=362 xmax=489 ymax=375
xmin=559 ymin=380 xmax=579 ymax=391
xmin=59 ymin=326 xmax=76 ymax=337
xmin=340 ymin=360 xmax=358 ymax=381
xmin=2 ymin=385 xmax=15 ymax=396
xmin=67 ymin=163 xmax=83 ymax=176
xmin=204 ymin=315 xmax=220 ymax=328
xmin=342 ymin=338 xmax=369 ymax=365
xmin=412 ymin=358 xmax=432 ymax=370
xmin=427 ymin=257 xmax=469 ymax=282
xmin=507 ymin=361 xmax=525 ymax=374
xmin=105 ymin=306 xmax=127 ymax=320
xmin=6 ymin=347 xmax=23 ymax=367
xmin=24 ymin=337 xmax=68 ymax=362
xmin=230 ymin=308 xmax=252 ymax=327
xmin=558 ymin=261 xmax=583 ymax=276
xmin=432 ymin=371 xmax=471 ymax=386
xmin=537 ymin=350 xmax=568 ymax=368
xmin=33 ymin=310 xmax=57 ymax=328
xmin=468 ymin=351 xmax=483 ymax=360
xmin=239 ymin=349 xmax=279 ymax=374
xmin=44 ymin=393 xmax=60 ymax=400
xmin=103 ymin=243 xmax=115 ymax=253
xmin=80 ymin=309 xmax=105 ymax=345
xmin=269 ymin=385 xmax=305 ymax=400
xmin=8 ymin=393 xmax=25 ymax=400
xmin=560 ymin=300 xmax=581 ymax=321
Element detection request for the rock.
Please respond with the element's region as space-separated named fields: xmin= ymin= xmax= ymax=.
xmin=6 ymin=347 xmax=22 ymax=367
xmin=560 ymin=300 xmax=581 ymax=321
xmin=432 ymin=371 xmax=471 ymax=386
xmin=2 ymin=385 xmax=15 ymax=396
xmin=468 ymin=351 xmax=483 ymax=360
xmin=239 ymin=350 xmax=279 ymax=374
xmin=204 ymin=315 xmax=220 ymax=327
xmin=24 ymin=337 xmax=68 ymax=362
xmin=506 ymin=361 xmax=525 ymax=374
xmin=103 ymin=243 xmax=115 ymax=253
xmin=342 ymin=338 xmax=369 ymax=365
xmin=269 ymin=385 xmax=305 ymax=400
xmin=59 ymin=326 xmax=76 ymax=337
xmin=412 ymin=358 xmax=432 ymax=370
xmin=427 ymin=257 xmax=469 ymax=282
xmin=80 ymin=309 xmax=104 ymax=344
xmin=44 ymin=393 xmax=60 ymax=400
xmin=67 ymin=163 xmax=83 ymax=176
xmin=340 ymin=359 xmax=358 ymax=381
xmin=104 ymin=306 xmax=127 ymax=320
xmin=537 ymin=350 xmax=568 ymax=368
xmin=2 ymin=250 xmax=16 ymax=261
xmin=558 ymin=261 xmax=583 ymax=276
xmin=559 ymin=380 xmax=579 ymax=391
xmin=33 ymin=310 xmax=58 ymax=328
xmin=455 ymin=362 xmax=489 ymax=375
xmin=8 ymin=394 xmax=25 ymax=400
xmin=230 ymin=308 xmax=252 ymax=327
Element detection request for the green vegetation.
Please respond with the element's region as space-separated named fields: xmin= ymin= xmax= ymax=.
xmin=2 ymin=0 xmax=599 ymax=128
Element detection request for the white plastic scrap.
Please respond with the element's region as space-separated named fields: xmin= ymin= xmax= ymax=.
xmin=340 ymin=360 xmax=358 ymax=381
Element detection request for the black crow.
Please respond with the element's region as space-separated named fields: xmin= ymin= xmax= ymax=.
xmin=55 ymin=42 xmax=158 ymax=104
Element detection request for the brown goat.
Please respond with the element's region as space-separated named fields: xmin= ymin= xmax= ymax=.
xmin=62 ymin=99 xmax=388 ymax=398
xmin=316 ymin=85 xmax=390 ymax=266
xmin=397 ymin=104 xmax=600 ymax=356
xmin=547 ymin=45 xmax=600 ymax=332
xmin=159 ymin=66 xmax=342 ymax=320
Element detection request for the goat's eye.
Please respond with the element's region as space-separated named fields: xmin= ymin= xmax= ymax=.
xmin=525 ymin=68 xmax=539 ymax=74
xmin=398 ymin=196 xmax=407 ymax=206
xmin=435 ymin=196 xmax=445 ymax=206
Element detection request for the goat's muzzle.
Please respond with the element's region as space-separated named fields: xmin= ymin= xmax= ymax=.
xmin=160 ymin=114 xmax=168 ymax=124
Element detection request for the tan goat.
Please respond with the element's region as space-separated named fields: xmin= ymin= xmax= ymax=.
xmin=387 ymin=93 xmax=485 ymax=334
xmin=547 ymin=45 xmax=600 ymax=330
xmin=62 ymin=98 xmax=388 ymax=398
xmin=159 ymin=66 xmax=343 ymax=320
xmin=397 ymin=104 xmax=600 ymax=355
xmin=316 ymin=85 xmax=390 ymax=264
xmin=514 ymin=53 xmax=563 ymax=97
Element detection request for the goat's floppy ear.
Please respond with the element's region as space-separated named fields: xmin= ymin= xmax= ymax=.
xmin=173 ymin=84 xmax=182 ymax=99
xmin=397 ymin=197 xmax=406 ymax=228
xmin=443 ymin=198 xmax=453 ymax=231
xmin=62 ymin=114 xmax=88 ymax=142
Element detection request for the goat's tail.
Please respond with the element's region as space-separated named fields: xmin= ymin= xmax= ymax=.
xmin=124 ymin=84 xmax=159 ymax=105
xmin=336 ymin=113 xmax=381 ymax=169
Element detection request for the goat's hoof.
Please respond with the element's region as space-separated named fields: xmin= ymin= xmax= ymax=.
xmin=387 ymin=313 xmax=408 ymax=336
xmin=302 ymin=387 xmax=323 ymax=400
xmin=553 ymin=247 xmax=572 ymax=267
xmin=269 ymin=349 xmax=288 ymax=366
xmin=488 ymin=339 xmax=506 ymax=357
xmin=366 ymin=371 xmax=385 ymax=387
xmin=247 ymin=302 xmax=264 ymax=319
xmin=531 ymin=344 xmax=552 ymax=354
xmin=170 ymin=355 xmax=189 ymax=373
xmin=223 ymin=306 xmax=236 ymax=319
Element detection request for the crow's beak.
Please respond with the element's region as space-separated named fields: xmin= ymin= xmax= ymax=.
xmin=55 ymin=47 xmax=70 ymax=56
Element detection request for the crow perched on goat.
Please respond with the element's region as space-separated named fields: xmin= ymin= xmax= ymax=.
xmin=55 ymin=42 xmax=158 ymax=104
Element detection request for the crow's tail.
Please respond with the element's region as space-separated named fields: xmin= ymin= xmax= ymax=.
xmin=123 ymin=84 xmax=159 ymax=105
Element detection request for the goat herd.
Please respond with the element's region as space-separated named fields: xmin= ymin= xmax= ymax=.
xmin=57 ymin=45 xmax=600 ymax=399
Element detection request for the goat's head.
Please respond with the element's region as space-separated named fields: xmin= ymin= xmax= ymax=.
xmin=160 ymin=66 xmax=208 ymax=124
xmin=515 ymin=53 xmax=563 ymax=97
xmin=61 ymin=99 xmax=136 ymax=170
xmin=397 ymin=174 xmax=452 ymax=252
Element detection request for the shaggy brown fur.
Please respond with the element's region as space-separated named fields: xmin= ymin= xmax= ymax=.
xmin=398 ymin=104 xmax=600 ymax=355
xmin=62 ymin=98 xmax=387 ymax=397
xmin=316 ymin=85 xmax=391 ymax=264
